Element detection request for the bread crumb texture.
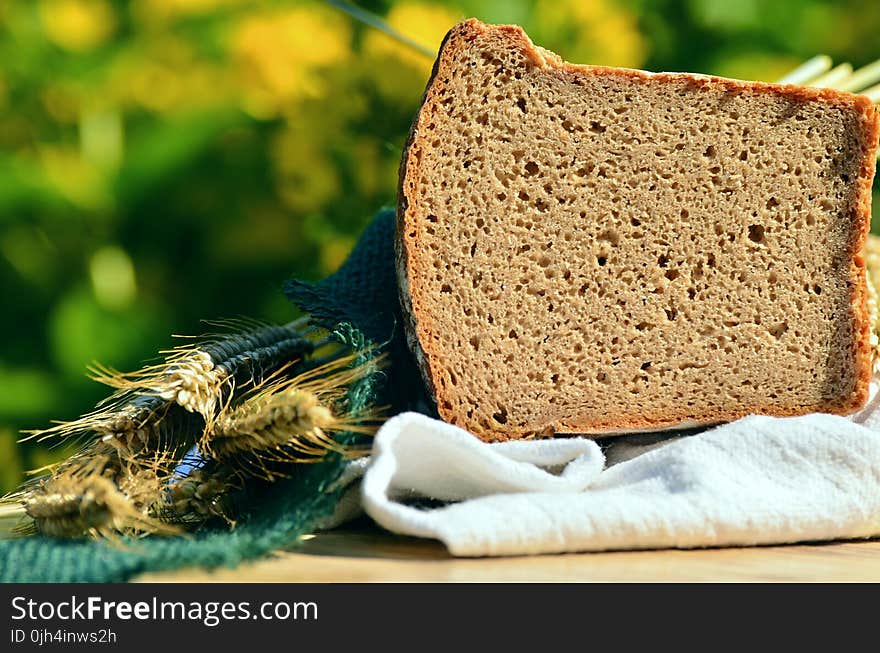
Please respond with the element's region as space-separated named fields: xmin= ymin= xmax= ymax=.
xmin=397 ymin=19 xmax=880 ymax=440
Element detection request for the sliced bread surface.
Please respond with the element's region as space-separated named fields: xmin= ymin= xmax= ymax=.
xmin=396 ymin=19 xmax=880 ymax=440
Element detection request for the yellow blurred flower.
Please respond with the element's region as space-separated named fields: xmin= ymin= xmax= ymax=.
xmin=363 ymin=2 xmax=461 ymax=75
xmin=211 ymin=204 xmax=299 ymax=264
xmin=272 ymin=126 xmax=340 ymax=215
xmin=106 ymin=36 xmax=232 ymax=113
xmin=361 ymin=2 xmax=460 ymax=103
xmin=233 ymin=6 xmax=351 ymax=117
xmin=363 ymin=2 xmax=461 ymax=103
xmin=41 ymin=84 xmax=80 ymax=123
xmin=351 ymin=139 xmax=383 ymax=197
xmin=531 ymin=0 xmax=647 ymax=69
xmin=37 ymin=144 xmax=111 ymax=211
xmin=320 ymin=236 xmax=355 ymax=276
xmin=135 ymin=0 xmax=247 ymax=23
xmin=127 ymin=61 xmax=187 ymax=112
xmin=127 ymin=60 xmax=230 ymax=113
xmin=39 ymin=0 xmax=116 ymax=52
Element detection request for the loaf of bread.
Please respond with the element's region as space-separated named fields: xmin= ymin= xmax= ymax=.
xmin=396 ymin=18 xmax=880 ymax=441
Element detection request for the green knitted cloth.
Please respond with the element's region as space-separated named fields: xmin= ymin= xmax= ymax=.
xmin=0 ymin=208 xmax=416 ymax=583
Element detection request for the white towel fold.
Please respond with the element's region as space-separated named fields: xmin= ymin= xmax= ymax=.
xmin=343 ymin=384 xmax=880 ymax=556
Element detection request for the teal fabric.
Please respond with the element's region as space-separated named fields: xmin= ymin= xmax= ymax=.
xmin=285 ymin=207 xmax=427 ymax=414
xmin=0 ymin=208 xmax=414 ymax=582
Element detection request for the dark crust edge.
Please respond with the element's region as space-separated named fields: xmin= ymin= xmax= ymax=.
xmin=396 ymin=18 xmax=880 ymax=441
xmin=394 ymin=23 xmax=460 ymax=415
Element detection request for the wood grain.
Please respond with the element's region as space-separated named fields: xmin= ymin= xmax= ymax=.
xmin=137 ymin=526 xmax=880 ymax=582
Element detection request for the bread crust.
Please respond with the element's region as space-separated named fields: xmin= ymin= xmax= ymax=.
xmin=396 ymin=18 xmax=880 ymax=440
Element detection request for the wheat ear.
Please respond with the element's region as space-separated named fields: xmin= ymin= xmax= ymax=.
xmin=18 ymin=455 xmax=178 ymax=539
xmin=201 ymin=353 xmax=385 ymax=479
xmin=777 ymin=55 xmax=880 ymax=157
xmin=159 ymin=458 xmax=243 ymax=528
xmin=88 ymin=321 xmax=324 ymax=428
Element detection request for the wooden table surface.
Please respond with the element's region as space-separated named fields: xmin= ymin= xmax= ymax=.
xmin=138 ymin=525 xmax=880 ymax=582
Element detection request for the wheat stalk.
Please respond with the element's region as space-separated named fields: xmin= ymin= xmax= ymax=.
xmin=17 ymin=455 xmax=177 ymax=540
xmin=159 ymin=459 xmax=243 ymax=528
xmin=88 ymin=320 xmax=325 ymax=428
xmin=777 ymin=55 xmax=880 ymax=158
xmin=3 ymin=319 xmax=351 ymax=539
xmin=323 ymin=0 xmax=435 ymax=58
xmin=3 ymin=316 xmax=383 ymax=539
xmin=201 ymin=353 xmax=385 ymax=479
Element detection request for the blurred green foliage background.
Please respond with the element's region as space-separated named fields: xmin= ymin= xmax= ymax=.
xmin=1 ymin=0 xmax=879 ymax=491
